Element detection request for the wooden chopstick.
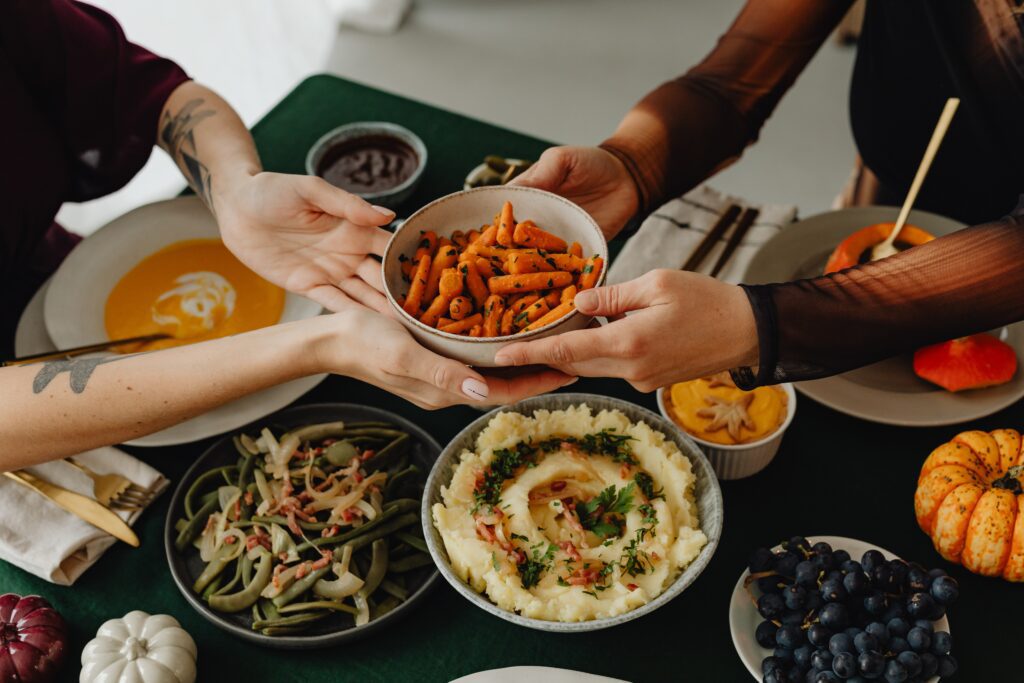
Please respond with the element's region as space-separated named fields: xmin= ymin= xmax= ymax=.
xmin=710 ymin=207 xmax=760 ymax=278
xmin=681 ymin=203 xmax=742 ymax=271
xmin=1 ymin=333 xmax=171 ymax=367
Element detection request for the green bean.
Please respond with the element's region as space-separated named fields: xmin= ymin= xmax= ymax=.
xmin=175 ymin=496 xmax=219 ymax=552
xmin=174 ymin=519 xmax=187 ymax=533
xmin=379 ymin=578 xmax=409 ymax=601
xmin=340 ymin=513 xmax=419 ymax=554
xmin=389 ymin=552 xmax=433 ymax=573
xmin=343 ymin=421 xmax=395 ymax=429
xmin=395 ymin=531 xmax=428 ymax=554
xmin=362 ymin=433 xmax=410 ymax=471
xmin=212 ymin=553 xmax=247 ymax=596
xmin=280 ymin=422 xmax=348 ymax=450
xmin=372 ymin=595 xmax=402 ymax=619
xmin=209 ymin=549 xmax=272 ymax=613
xmin=340 ymin=428 xmax=407 ymax=438
xmin=272 ymin=566 xmax=330 ymax=608
xmin=184 ymin=465 xmax=235 ymax=518
xmin=193 ymin=549 xmax=233 ymax=594
xmin=251 ymin=602 xmax=262 ymax=623
xmin=324 ymin=440 xmax=359 ymax=467
xmin=236 ymin=445 xmax=257 ymax=489
xmin=297 ymin=502 xmax=415 ymax=552
xmin=259 ymin=598 xmax=280 ymax=621
xmin=200 ymin=574 xmax=223 ymax=600
xmin=252 ymin=611 xmax=330 ymax=631
xmin=278 ymin=600 xmax=358 ymax=616
xmin=385 ymin=465 xmax=421 ymax=499
xmin=252 ymin=515 xmax=331 ymax=531
xmin=383 ymin=498 xmax=420 ymax=513
xmin=242 ymin=551 xmax=254 ymax=585
xmin=220 ymin=468 xmax=236 ymax=485
xmin=357 ymin=539 xmax=389 ymax=600
xmin=344 ymin=436 xmax=387 ymax=446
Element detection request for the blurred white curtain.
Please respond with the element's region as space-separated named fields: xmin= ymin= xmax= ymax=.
xmin=56 ymin=0 xmax=343 ymax=235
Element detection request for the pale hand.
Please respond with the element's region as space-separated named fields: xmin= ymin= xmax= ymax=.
xmin=312 ymin=308 xmax=578 ymax=410
xmin=511 ymin=146 xmax=640 ymax=240
xmin=215 ymin=172 xmax=396 ymax=313
xmin=493 ymin=270 xmax=759 ymax=392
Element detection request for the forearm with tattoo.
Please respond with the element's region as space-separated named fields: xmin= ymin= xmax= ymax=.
xmin=159 ymin=98 xmax=218 ymax=212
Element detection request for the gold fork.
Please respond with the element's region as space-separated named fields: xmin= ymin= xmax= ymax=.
xmin=64 ymin=458 xmax=156 ymax=511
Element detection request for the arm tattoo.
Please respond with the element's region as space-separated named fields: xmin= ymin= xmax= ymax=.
xmin=160 ymin=98 xmax=217 ymax=213
xmin=32 ymin=357 xmax=122 ymax=394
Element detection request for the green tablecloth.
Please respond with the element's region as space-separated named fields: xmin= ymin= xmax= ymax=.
xmin=7 ymin=75 xmax=1015 ymax=683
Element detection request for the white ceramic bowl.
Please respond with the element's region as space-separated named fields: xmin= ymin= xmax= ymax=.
xmin=382 ymin=186 xmax=608 ymax=367
xmin=656 ymin=382 xmax=797 ymax=480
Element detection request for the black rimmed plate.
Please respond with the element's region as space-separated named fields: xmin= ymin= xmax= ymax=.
xmin=164 ymin=403 xmax=441 ymax=649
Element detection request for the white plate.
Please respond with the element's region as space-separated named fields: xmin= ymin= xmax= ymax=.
xmin=728 ymin=535 xmax=950 ymax=682
xmin=451 ymin=667 xmax=628 ymax=683
xmin=25 ymin=197 xmax=326 ymax=447
xmin=743 ymin=206 xmax=1024 ymax=426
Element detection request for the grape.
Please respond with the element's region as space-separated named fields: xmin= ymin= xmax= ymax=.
xmin=931 ymin=631 xmax=952 ymax=656
xmin=905 ymin=567 xmax=928 ymax=593
xmin=788 ymin=536 xmax=811 ymax=552
xmin=857 ymin=651 xmax=885 ymax=679
xmin=808 ymin=624 xmax=833 ymax=648
xmin=760 ymin=575 xmax=786 ymax=594
xmin=881 ymin=602 xmax=905 ymax=622
xmin=928 ymin=602 xmax=946 ymax=621
xmin=764 ymin=656 xmax=786 ymax=674
xmin=896 ymin=651 xmax=922 ymax=677
xmin=796 ymin=560 xmax=820 ymax=587
xmin=826 ymin=569 xmax=844 ymax=583
xmin=886 ymin=617 xmax=909 ymax=639
xmin=930 ymin=575 xmax=959 ymax=605
xmin=861 ymin=550 xmax=885 ymax=574
xmin=883 ymin=660 xmax=907 ymax=683
xmin=806 ymin=592 xmax=825 ymax=613
xmin=776 ymin=550 xmax=801 ymax=577
xmin=888 ymin=637 xmax=909 ymax=654
xmin=937 ymin=654 xmax=958 ymax=677
xmin=783 ymin=609 xmax=808 ymax=625
xmin=777 ymin=623 xmax=805 ymax=650
xmin=919 ymin=653 xmax=939 ymax=678
xmin=829 ymin=633 xmax=855 ymax=656
xmin=820 ymin=602 xmax=850 ymax=630
xmin=864 ymin=590 xmax=887 ymax=617
xmin=888 ymin=560 xmax=909 ymax=586
xmin=905 ymin=592 xmax=935 ymax=620
xmin=764 ymin=672 xmax=785 ymax=683
xmin=814 ymin=672 xmax=840 ymax=683
xmin=907 ymin=627 xmax=931 ymax=653
xmin=853 ymin=631 xmax=878 ymax=654
xmin=864 ymin=622 xmax=888 ymax=647
xmin=775 ymin=646 xmax=795 ymax=662
xmin=757 ymin=620 xmax=780 ymax=648
xmin=794 ymin=644 xmax=815 ymax=670
xmin=841 ymin=560 xmax=863 ymax=575
xmin=785 ymin=585 xmax=810 ymax=611
xmin=821 ymin=578 xmax=848 ymax=603
xmin=812 ymin=649 xmax=834 ymax=672
xmin=759 ymin=593 xmax=786 ymax=619
xmin=833 ymin=549 xmax=852 ymax=566
xmin=871 ymin=564 xmax=894 ymax=590
xmin=843 ymin=571 xmax=867 ymax=596
xmin=844 ymin=627 xmax=862 ymax=640
xmin=832 ymin=651 xmax=857 ymax=678
xmin=814 ymin=552 xmax=836 ymax=573
xmin=912 ymin=619 xmax=934 ymax=634
xmin=750 ymin=547 xmax=775 ymax=573
xmin=813 ymin=541 xmax=834 ymax=556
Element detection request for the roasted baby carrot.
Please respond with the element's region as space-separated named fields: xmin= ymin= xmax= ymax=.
xmin=466 ymin=229 xmax=481 ymax=244
xmin=414 ymin=231 xmax=438 ymax=261
xmin=400 ymin=258 xmax=414 ymax=280
xmin=467 ymin=244 xmax=515 ymax=260
xmin=497 ymin=202 xmax=515 ymax=247
xmin=403 ymin=254 xmax=432 ymax=316
xmin=499 ymin=308 xmax=516 ymax=336
xmin=523 ymin=300 xmax=575 ymax=331
xmin=449 ymin=296 xmax=473 ymax=321
xmin=506 ymin=252 xmax=556 ymax=274
xmin=513 ymin=220 xmax=567 ymax=252
xmin=482 ymin=295 xmax=505 ymax=337
xmin=469 ymin=325 xmax=483 ymax=338
xmin=419 ymin=294 xmax=450 ymax=327
xmin=451 ymin=230 xmax=468 ymax=249
xmin=569 ymin=241 xmax=583 ymax=258
xmin=518 ymin=298 xmax=550 ymax=325
xmin=477 ymin=225 xmax=498 ymax=247
xmin=542 ymin=289 xmax=561 ymax=308
xmin=509 ymin=294 xmax=540 ymax=315
xmin=476 ymin=257 xmax=504 ymax=279
xmin=424 ymin=239 xmax=459 ymax=302
xmin=488 ymin=271 xmax=573 ymax=295
xmin=578 ymin=256 xmax=604 ymax=290
xmin=460 ymin=262 xmax=489 ymax=308
xmin=439 ymin=313 xmax=483 ymax=335
xmin=439 ymin=267 xmax=464 ymax=299
xmin=548 ymin=253 xmax=585 ymax=273
xmin=561 ymin=285 xmax=577 ymax=304
xmin=437 ymin=317 xmax=454 ymax=328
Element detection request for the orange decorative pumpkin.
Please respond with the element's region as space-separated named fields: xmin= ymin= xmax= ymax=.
xmin=913 ymin=334 xmax=1018 ymax=392
xmin=824 ymin=222 xmax=934 ymax=274
xmin=915 ymin=429 xmax=1024 ymax=580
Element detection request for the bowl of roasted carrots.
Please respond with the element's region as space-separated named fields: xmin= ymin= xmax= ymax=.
xmin=381 ymin=186 xmax=608 ymax=367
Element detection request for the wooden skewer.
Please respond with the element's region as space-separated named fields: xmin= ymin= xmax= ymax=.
xmin=872 ymin=97 xmax=960 ymax=260
xmin=682 ymin=203 xmax=742 ymax=271
xmin=1 ymin=333 xmax=171 ymax=367
xmin=710 ymin=207 xmax=760 ymax=278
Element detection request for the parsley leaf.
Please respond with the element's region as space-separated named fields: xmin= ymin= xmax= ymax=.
xmin=577 ymin=483 xmax=635 ymax=540
xmin=634 ymin=472 xmax=664 ymax=500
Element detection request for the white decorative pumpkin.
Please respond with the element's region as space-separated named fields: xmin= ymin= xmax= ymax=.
xmin=80 ymin=611 xmax=197 ymax=683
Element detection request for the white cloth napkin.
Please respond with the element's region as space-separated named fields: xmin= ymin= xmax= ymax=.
xmin=608 ymin=184 xmax=798 ymax=285
xmin=0 ymin=447 xmax=168 ymax=585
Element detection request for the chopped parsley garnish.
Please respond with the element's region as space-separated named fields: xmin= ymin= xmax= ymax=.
xmin=582 ymin=264 xmax=594 ymax=274
xmin=491 ymin=552 xmax=501 ymax=572
xmin=577 ymin=483 xmax=635 ymax=540
xmin=582 ymin=590 xmax=598 ymax=598
xmin=510 ymin=532 xmax=528 ymax=541
xmin=638 ymin=503 xmax=658 ymax=526
xmin=620 ymin=527 xmax=653 ymax=576
xmin=556 ymin=576 xmax=569 ymax=587
xmin=472 ymin=441 xmax=537 ymax=512
xmin=634 ymin=471 xmax=664 ymax=500
xmin=517 ymin=542 xmax=557 ymax=589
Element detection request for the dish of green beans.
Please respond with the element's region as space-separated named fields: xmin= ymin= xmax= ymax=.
xmin=164 ymin=403 xmax=441 ymax=647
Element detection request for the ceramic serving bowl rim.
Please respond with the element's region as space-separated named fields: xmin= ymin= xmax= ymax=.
xmin=381 ymin=186 xmax=608 ymax=344
xmin=163 ymin=402 xmax=442 ymax=649
xmin=304 ymin=121 xmax=428 ymax=202
xmin=421 ymin=392 xmax=724 ymax=632
xmin=656 ymin=382 xmax=798 ymax=452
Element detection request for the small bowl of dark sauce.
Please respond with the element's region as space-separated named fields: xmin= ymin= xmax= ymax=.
xmin=306 ymin=122 xmax=427 ymax=209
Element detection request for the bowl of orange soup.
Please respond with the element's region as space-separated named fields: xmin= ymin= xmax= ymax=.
xmin=44 ymin=196 xmax=321 ymax=358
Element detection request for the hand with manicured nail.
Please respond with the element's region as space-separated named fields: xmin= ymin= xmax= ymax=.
xmin=493 ymin=269 xmax=760 ymax=392
xmin=314 ymin=307 xmax=577 ymax=410
xmin=216 ymin=172 xmax=397 ymax=314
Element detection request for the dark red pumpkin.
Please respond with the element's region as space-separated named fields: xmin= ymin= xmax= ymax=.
xmin=0 ymin=595 xmax=66 ymax=683
xmin=913 ymin=333 xmax=1018 ymax=392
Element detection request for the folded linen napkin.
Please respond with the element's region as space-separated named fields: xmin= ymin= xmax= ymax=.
xmin=608 ymin=184 xmax=798 ymax=285
xmin=0 ymin=447 xmax=168 ymax=585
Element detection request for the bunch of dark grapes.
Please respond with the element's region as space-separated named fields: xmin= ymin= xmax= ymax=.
xmin=751 ymin=537 xmax=959 ymax=682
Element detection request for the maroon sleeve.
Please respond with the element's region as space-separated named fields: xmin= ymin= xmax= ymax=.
xmin=2 ymin=0 xmax=190 ymax=200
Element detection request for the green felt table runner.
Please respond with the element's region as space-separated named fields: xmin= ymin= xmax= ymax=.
xmin=5 ymin=75 xmax=1016 ymax=683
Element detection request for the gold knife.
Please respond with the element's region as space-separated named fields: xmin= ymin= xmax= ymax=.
xmin=3 ymin=471 xmax=140 ymax=547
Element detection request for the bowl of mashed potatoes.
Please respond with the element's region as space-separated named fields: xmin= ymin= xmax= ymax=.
xmin=424 ymin=393 xmax=723 ymax=632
